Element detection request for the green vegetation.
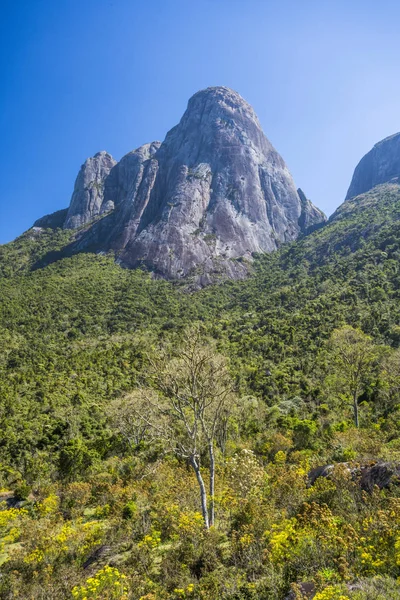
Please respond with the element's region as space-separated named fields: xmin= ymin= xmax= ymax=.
xmin=1 ymin=184 xmax=400 ymax=598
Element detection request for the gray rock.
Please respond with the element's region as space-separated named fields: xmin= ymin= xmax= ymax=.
xmin=103 ymin=141 xmax=161 ymax=209
xmin=297 ymin=188 xmax=326 ymax=233
xmin=114 ymin=87 xmax=324 ymax=281
xmin=41 ymin=87 xmax=326 ymax=283
xmin=33 ymin=208 xmax=68 ymax=229
xmin=285 ymin=582 xmax=316 ymax=599
xmin=64 ymin=151 xmax=117 ymax=229
xmin=346 ymin=132 xmax=400 ymax=200
xmin=308 ymin=461 xmax=400 ymax=492
xmin=360 ymin=462 xmax=400 ymax=492
xmin=82 ymin=545 xmax=112 ymax=569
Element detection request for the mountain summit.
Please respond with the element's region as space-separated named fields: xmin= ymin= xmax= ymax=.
xmin=346 ymin=132 xmax=400 ymax=200
xmin=35 ymin=87 xmax=325 ymax=283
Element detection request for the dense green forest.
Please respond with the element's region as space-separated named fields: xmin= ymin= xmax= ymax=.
xmin=1 ymin=183 xmax=400 ymax=599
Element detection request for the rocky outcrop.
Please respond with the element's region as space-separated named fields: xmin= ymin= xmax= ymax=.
xmin=308 ymin=462 xmax=400 ymax=492
xmin=103 ymin=142 xmax=161 ymax=209
xmin=297 ymin=188 xmax=326 ymax=233
xmin=64 ymin=151 xmax=117 ymax=229
xmin=34 ymin=208 xmax=68 ymax=229
xmin=285 ymin=582 xmax=316 ymax=600
xmin=346 ymin=132 xmax=400 ymax=200
xmin=35 ymin=87 xmax=326 ymax=283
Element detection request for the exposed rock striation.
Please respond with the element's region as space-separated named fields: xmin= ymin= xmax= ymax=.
xmin=64 ymin=151 xmax=117 ymax=229
xmin=35 ymin=87 xmax=326 ymax=282
xmin=346 ymin=132 xmax=400 ymax=200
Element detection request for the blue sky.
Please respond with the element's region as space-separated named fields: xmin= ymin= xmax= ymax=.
xmin=1 ymin=0 xmax=400 ymax=243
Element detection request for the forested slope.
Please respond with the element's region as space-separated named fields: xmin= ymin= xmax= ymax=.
xmin=1 ymin=184 xmax=400 ymax=599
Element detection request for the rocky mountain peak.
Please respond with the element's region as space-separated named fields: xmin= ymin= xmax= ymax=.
xmin=160 ymin=86 xmax=275 ymax=168
xmin=346 ymin=132 xmax=400 ymax=200
xmin=33 ymin=86 xmax=326 ymax=284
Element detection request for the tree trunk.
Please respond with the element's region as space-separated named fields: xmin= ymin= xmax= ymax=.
xmin=208 ymin=442 xmax=215 ymax=527
xmin=353 ymin=393 xmax=359 ymax=428
xmin=190 ymin=456 xmax=209 ymax=529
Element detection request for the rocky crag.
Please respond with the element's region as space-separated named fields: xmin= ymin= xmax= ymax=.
xmin=34 ymin=86 xmax=326 ymax=283
xmin=346 ymin=132 xmax=400 ymax=200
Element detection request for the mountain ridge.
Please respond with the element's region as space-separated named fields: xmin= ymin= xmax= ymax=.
xmin=19 ymin=95 xmax=400 ymax=291
xmin=346 ymin=131 xmax=400 ymax=200
xmin=31 ymin=86 xmax=326 ymax=284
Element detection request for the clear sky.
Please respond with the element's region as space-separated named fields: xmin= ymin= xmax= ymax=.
xmin=1 ymin=0 xmax=400 ymax=243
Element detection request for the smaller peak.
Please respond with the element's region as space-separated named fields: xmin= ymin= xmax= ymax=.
xmin=84 ymin=151 xmax=116 ymax=170
xmin=185 ymin=86 xmax=257 ymax=123
xmin=297 ymin=188 xmax=308 ymax=204
xmin=374 ymin=132 xmax=400 ymax=149
xmin=346 ymin=131 xmax=400 ymax=200
xmin=122 ymin=141 xmax=161 ymax=162
xmin=93 ymin=150 xmax=114 ymax=159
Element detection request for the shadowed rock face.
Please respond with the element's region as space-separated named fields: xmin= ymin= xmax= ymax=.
xmin=34 ymin=208 xmax=68 ymax=229
xmin=37 ymin=87 xmax=326 ymax=282
xmin=346 ymin=132 xmax=400 ymax=200
xmin=297 ymin=188 xmax=326 ymax=233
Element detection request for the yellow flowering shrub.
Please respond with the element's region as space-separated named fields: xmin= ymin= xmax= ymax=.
xmin=77 ymin=521 xmax=105 ymax=560
xmin=0 ymin=506 xmax=28 ymax=528
xmin=71 ymin=565 xmax=128 ymax=599
xmin=138 ymin=529 xmax=161 ymax=550
xmin=267 ymin=518 xmax=297 ymax=563
xmin=172 ymin=583 xmax=195 ymax=597
xmin=265 ymin=502 xmax=359 ymax=574
xmin=355 ymin=499 xmax=400 ymax=575
xmin=17 ymin=517 xmax=106 ymax=571
xmin=177 ymin=511 xmax=204 ymax=537
xmin=0 ymin=505 xmax=28 ymax=559
xmin=37 ymin=494 xmax=59 ymax=516
xmin=24 ymin=547 xmax=45 ymax=565
xmin=274 ymin=450 xmax=287 ymax=465
xmin=313 ymin=585 xmax=349 ymax=600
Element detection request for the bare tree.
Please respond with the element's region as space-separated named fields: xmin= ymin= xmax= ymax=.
xmin=380 ymin=348 xmax=400 ymax=414
xmin=115 ymin=325 xmax=235 ymax=528
xmin=107 ymin=391 xmax=160 ymax=450
xmin=326 ymin=326 xmax=380 ymax=427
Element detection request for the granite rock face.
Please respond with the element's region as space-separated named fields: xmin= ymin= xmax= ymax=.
xmin=297 ymin=188 xmax=326 ymax=233
xmin=346 ymin=132 xmax=400 ymax=200
xmin=64 ymin=151 xmax=117 ymax=229
xmin=39 ymin=87 xmax=326 ymax=282
xmin=112 ymin=87 xmax=325 ymax=281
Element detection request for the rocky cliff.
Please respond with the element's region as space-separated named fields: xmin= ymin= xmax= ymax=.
xmin=64 ymin=151 xmax=117 ymax=229
xmin=34 ymin=86 xmax=326 ymax=283
xmin=346 ymin=132 xmax=400 ymax=200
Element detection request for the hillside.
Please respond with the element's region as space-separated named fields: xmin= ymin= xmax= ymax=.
xmin=1 ymin=179 xmax=400 ymax=598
